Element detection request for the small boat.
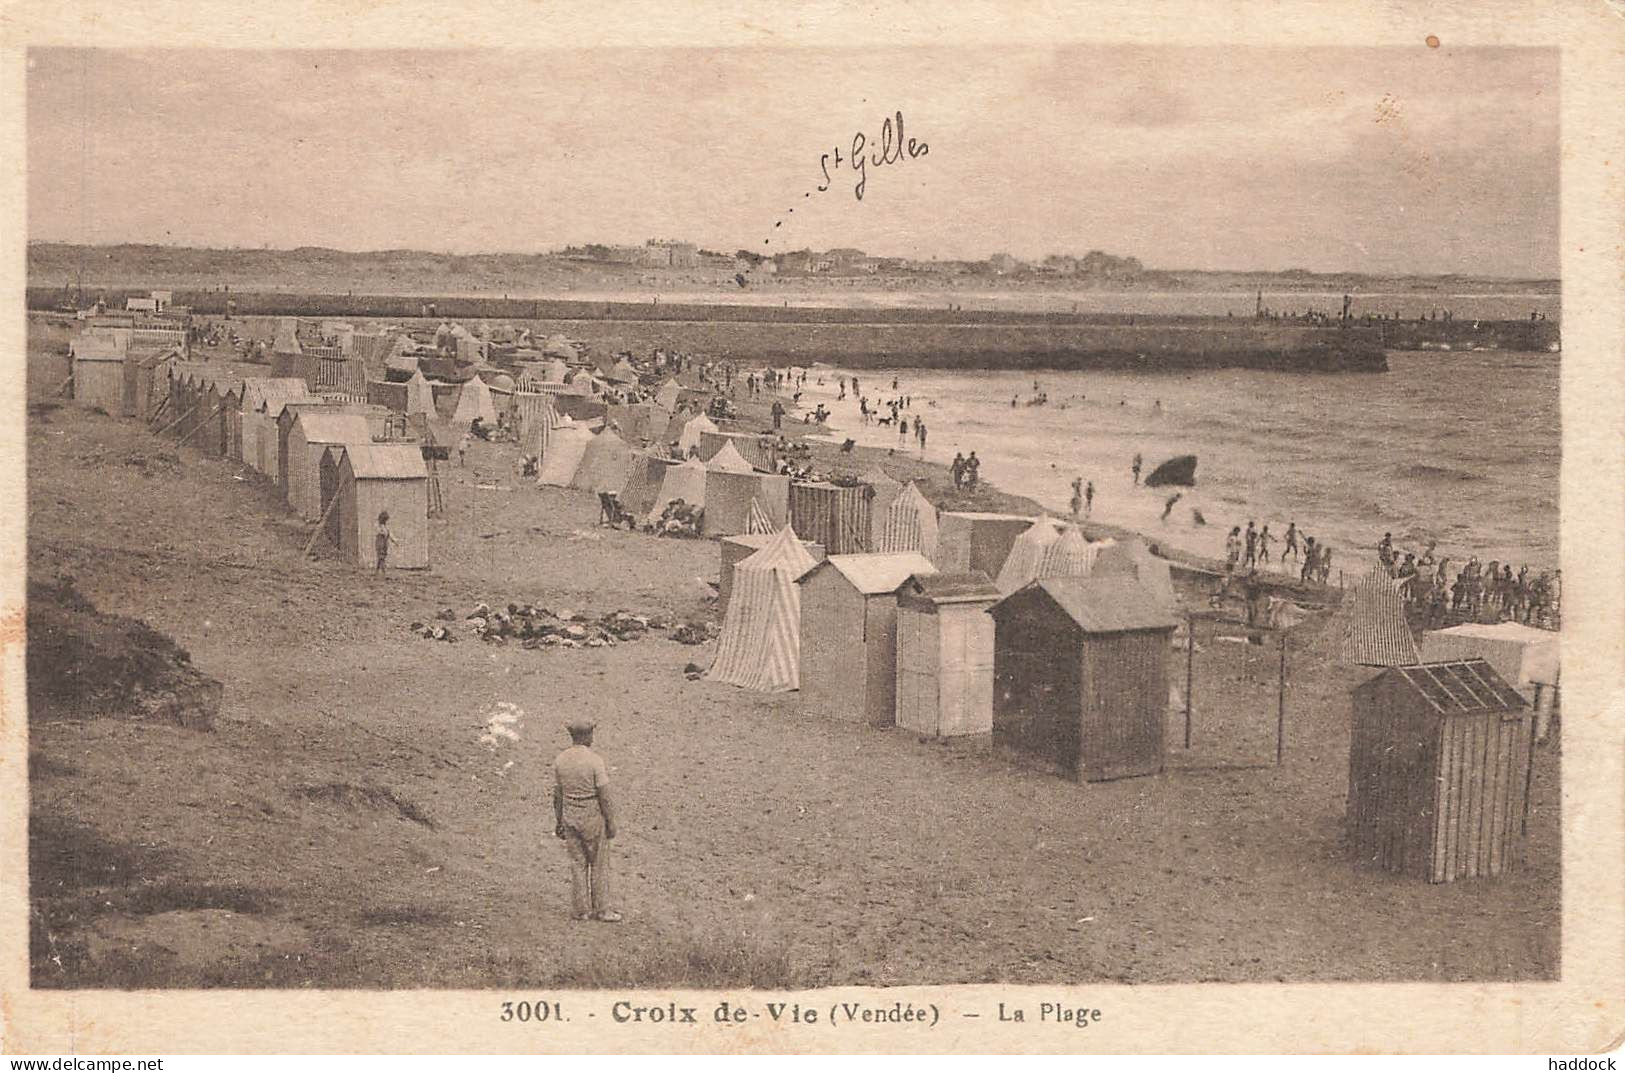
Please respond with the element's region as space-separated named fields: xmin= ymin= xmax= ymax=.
xmin=1145 ymin=454 xmax=1198 ymax=487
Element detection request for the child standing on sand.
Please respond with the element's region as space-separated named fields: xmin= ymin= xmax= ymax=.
xmin=375 ymin=511 xmax=392 ymax=573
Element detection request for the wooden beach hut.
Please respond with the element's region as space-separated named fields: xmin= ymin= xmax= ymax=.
xmin=71 ymin=335 xmax=126 ymax=413
xmin=797 ymin=552 xmax=938 ymax=726
xmin=286 ymin=411 xmax=372 ymax=520
xmin=895 ymin=572 xmax=1000 ymax=738
xmin=990 ymin=576 xmax=1177 ymax=781
xmin=789 ymin=481 xmax=873 ymax=555
xmin=933 ymin=512 xmax=1037 ymax=579
xmin=320 ymin=444 xmax=430 ymax=569
xmin=1347 ymin=659 xmax=1532 ymax=883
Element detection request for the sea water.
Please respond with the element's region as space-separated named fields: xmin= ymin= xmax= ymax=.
xmin=800 ymin=349 xmax=1559 ymax=575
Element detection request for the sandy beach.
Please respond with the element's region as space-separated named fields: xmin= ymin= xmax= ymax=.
xmin=26 ymin=316 xmax=1560 ymax=988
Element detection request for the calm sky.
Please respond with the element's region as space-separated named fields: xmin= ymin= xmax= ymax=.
xmin=27 ymin=46 xmax=1559 ymax=277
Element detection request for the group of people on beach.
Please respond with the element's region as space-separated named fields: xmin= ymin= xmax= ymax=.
xmin=1376 ymin=533 xmax=1560 ymax=630
xmin=950 ymin=451 xmax=981 ymax=491
xmin=1224 ymin=520 xmax=1334 ymax=585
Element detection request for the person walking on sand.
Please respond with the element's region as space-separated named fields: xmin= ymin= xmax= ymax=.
xmin=553 ymin=717 xmax=622 ymax=923
xmin=1283 ymin=522 xmax=1299 ymax=567
xmin=1070 ymin=477 xmax=1083 ymax=518
xmin=1224 ymin=526 xmax=1242 ymax=574
xmin=1161 ymin=492 xmax=1182 ymax=522
xmin=951 ymin=452 xmax=966 ymax=490
xmin=965 ymin=452 xmax=981 ymax=491
xmin=1131 ymin=453 xmax=1142 ymax=486
xmin=1301 ymin=537 xmax=1318 ymax=583
xmin=1257 ymin=524 xmax=1273 ymax=567
xmin=1084 ymin=480 xmax=1094 ymax=517
xmin=916 ymin=419 xmax=927 ymax=453
xmin=1243 ymin=520 xmax=1258 ymax=568
xmin=374 ymin=511 xmax=393 ymax=574
xmin=458 ymin=431 xmax=471 ymax=468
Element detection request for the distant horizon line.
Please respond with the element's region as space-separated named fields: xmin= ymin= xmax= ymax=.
xmin=23 ymin=238 xmax=1560 ymax=285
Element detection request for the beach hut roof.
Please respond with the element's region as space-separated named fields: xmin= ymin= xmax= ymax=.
xmin=898 ymin=571 xmax=1000 ymax=606
xmin=241 ymin=377 xmax=311 ymax=411
xmin=295 ymin=413 xmax=372 ymax=445
xmin=706 ymin=441 xmax=755 ymax=474
xmin=342 ymin=443 xmax=428 ymax=480
xmin=1381 ymin=660 xmax=1528 ymax=716
xmin=993 ymin=576 xmax=1178 ymax=633
xmin=800 ymin=552 xmax=938 ymax=594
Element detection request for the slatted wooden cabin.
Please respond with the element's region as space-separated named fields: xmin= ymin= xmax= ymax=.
xmin=990 ymin=576 xmax=1176 ymax=781
xmin=1348 ymin=659 xmax=1532 ymax=883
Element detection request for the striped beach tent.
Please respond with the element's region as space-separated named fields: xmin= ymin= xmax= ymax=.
xmin=994 ymin=519 xmax=1060 ymax=593
xmin=706 ymin=440 xmax=755 ymax=474
xmin=876 ymin=481 xmax=939 ymax=559
xmin=707 ymin=526 xmax=818 ymax=692
xmin=861 ymin=467 xmax=904 ymax=550
xmin=746 ymin=497 xmax=776 ymax=535
xmin=1339 ymin=568 xmax=1422 ymax=666
xmin=570 ymin=429 xmax=635 ymax=494
xmin=1037 ymin=524 xmax=1098 ymax=579
xmin=514 ymin=391 xmax=561 ymax=455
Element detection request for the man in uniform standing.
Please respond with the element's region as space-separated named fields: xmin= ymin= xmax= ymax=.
xmin=552 ymin=717 xmax=622 ymax=923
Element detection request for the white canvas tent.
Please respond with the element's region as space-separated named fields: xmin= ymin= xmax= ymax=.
xmin=536 ymin=423 xmax=593 ymax=486
xmin=676 ymin=413 xmax=718 ymax=455
xmin=451 ymin=375 xmax=499 ymax=427
xmin=647 ymin=457 xmax=708 ymax=521
xmin=707 ymin=526 xmax=819 ymax=692
xmin=705 ymin=441 xmax=755 ymax=474
xmin=404 ymin=371 xmax=436 ymax=416
xmin=569 ymin=429 xmax=636 ymax=494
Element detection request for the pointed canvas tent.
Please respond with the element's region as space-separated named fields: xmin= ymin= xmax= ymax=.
xmin=995 ymin=519 xmax=1063 ymax=594
xmin=570 ymin=429 xmax=636 ymax=494
xmin=1090 ymin=537 xmax=1174 ymax=614
xmin=404 ymin=371 xmax=436 ymax=416
xmin=543 ymin=357 xmax=570 ymax=380
xmin=708 ymin=527 xmax=819 ymax=692
xmin=451 ymin=375 xmax=499 ymax=427
xmin=747 ymin=498 xmax=776 ymax=535
xmin=1037 ymin=524 xmax=1097 ymax=579
xmin=1338 ymin=568 xmax=1422 ymax=666
xmin=706 ymin=441 xmax=755 ymax=474
xmin=536 ymin=423 xmax=594 ymax=487
xmin=654 ymin=379 xmax=683 ymax=411
xmin=514 ymin=391 xmax=561 ymax=455
xmin=607 ymin=357 xmax=639 ymax=384
xmin=876 ymin=481 xmax=939 ymax=558
xmin=647 ymin=457 xmax=708 ymax=521
xmin=676 ymin=413 xmax=718 ymax=455
xmin=618 ymin=454 xmax=673 ymax=520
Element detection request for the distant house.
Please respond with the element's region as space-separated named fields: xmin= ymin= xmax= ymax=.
xmin=987 ymin=253 xmax=1021 ymax=274
xmin=775 ymin=250 xmax=814 ymax=275
xmin=125 ymin=296 xmax=158 ymax=313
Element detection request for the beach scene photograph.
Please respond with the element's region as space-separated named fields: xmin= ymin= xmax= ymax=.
xmin=22 ymin=42 xmax=1562 ymax=991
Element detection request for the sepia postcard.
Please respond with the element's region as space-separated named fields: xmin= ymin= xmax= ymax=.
xmin=1 ymin=0 xmax=1621 ymax=1056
